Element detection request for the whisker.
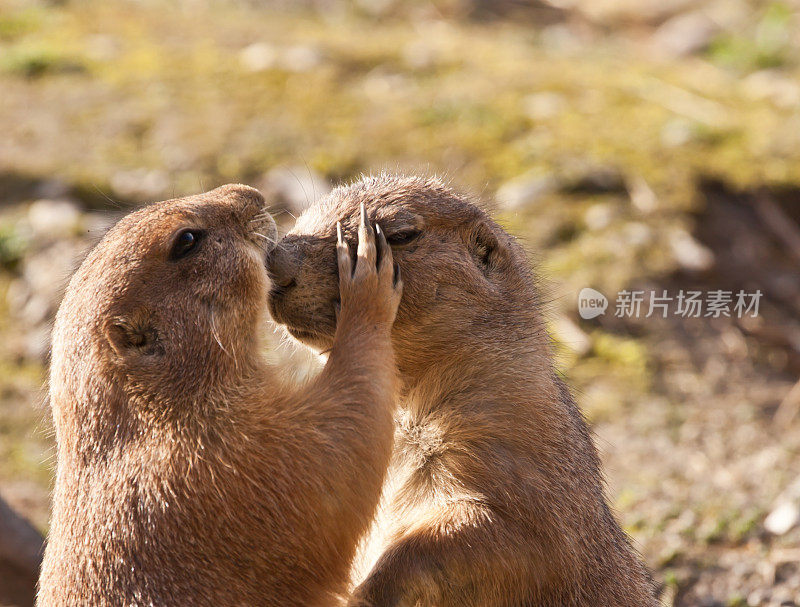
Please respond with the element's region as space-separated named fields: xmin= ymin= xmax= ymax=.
xmin=210 ymin=308 xmax=238 ymax=372
xmin=253 ymin=232 xmax=277 ymax=245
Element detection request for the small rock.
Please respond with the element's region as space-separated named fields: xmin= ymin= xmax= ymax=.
xmin=239 ymin=42 xmax=277 ymax=72
xmin=743 ymin=70 xmax=800 ymax=109
xmin=622 ymin=222 xmax=652 ymax=247
xmin=257 ymin=167 xmax=331 ymax=216
xmin=362 ymin=69 xmax=409 ymax=100
xmin=523 ymin=92 xmax=565 ymax=120
xmin=651 ymin=12 xmax=720 ymax=58
xmin=669 ymin=229 xmax=715 ymax=272
xmin=584 ymin=203 xmax=615 ymax=231
xmin=748 ymin=589 xmax=766 ymax=606
xmin=627 ymin=175 xmax=657 ymax=213
xmin=280 ymin=45 xmax=322 ymax=73
xmin=764 ymin=501 xmax=799 ymax=536
xmin=495 ymin=171 xmax=556 ymax=211
xmin=661 ymin=118 xmax=695 ymax=148
xmin=28 ymin=199 xmax=82 ymax=240
xmin=403 ymin=40 xmax=437 ymax=70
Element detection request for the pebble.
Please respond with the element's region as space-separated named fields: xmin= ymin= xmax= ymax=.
xmin=764 ymin=501 xmax=800 ymax=536
xmin=523 ymin=92 xmax=565 ymax=120
xmin=281 ymin=45 xmax=322 ymax=72
xmin=584 ymin=203 xmax=615 ymax=231
xmin=495 ymin=171 xmax=556 ymax=210
xmin=743 ymin=70 xmax=800 ymax=109
xmin=651 ymin=11 xmax=719 ymax=58
xmin=239 ymin=42 xmax=277 ymax=72
xmin=628 ymin=175 xmax=658 ymax=213
xmin=669 ymin=229 xmax=715 ymax=272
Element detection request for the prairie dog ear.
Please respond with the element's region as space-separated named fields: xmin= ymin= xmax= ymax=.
xmin=104 ymin=309 xmax=163 ymax=358
xmin=469 ymin=221 xmax=504 ymax=270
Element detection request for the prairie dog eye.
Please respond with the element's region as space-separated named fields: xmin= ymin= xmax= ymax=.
xmin=386 ymin=230 xmax=421 ymax=247
xmin=170 ymin=229 xmax=204 ymax=260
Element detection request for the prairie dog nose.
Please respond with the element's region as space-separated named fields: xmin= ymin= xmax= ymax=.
xmin=268 ymin=241 xmax=301 ymax=289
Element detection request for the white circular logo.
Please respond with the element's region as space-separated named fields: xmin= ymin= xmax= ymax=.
xmin=578 ymin=288 xmax=608 ymax=320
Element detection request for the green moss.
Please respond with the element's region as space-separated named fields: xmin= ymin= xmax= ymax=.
xmin=0 ymin=6 xmax=44 ymax=41
xmin=593 ymin=332 xmax=649 ymax=372
xmin=709 ymin=3 xmax=795 ymax=71
xmin=1 ymin=43 xmax=88 ymax=77
xmin=0 ymin=221 xmax=28 ymax=270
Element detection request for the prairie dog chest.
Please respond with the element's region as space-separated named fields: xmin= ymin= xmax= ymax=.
xmin=387 ymin=407 xmax=465 ymax=518
xmin=393 ymin=408 xmax=449 ymax=473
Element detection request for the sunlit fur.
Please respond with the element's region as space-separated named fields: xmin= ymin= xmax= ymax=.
xmin=268 ymin=174 xmax=658 ymax=606
xmin=39 ymin=184 xmax=400 ymax=606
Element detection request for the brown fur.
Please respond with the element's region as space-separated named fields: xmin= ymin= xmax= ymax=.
xmin=38 ymin=184 xmax=402 ymax=606
xmin=268 ymin=174 xmax=658 ymax=606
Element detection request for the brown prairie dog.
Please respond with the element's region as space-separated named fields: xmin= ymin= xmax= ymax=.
xmin=268 ymin=174 xmax=658 ymax=607
xmin=39 ymin=185 xmax=402 ymax=606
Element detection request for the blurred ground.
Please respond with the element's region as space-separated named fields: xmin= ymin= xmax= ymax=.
xmin=1 ymin=0 xmax=799 ymax=605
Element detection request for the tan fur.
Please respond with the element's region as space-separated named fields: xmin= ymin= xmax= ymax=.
xmin=268 ymin=174 xmax=658 ymax=606
xmin=38 ymin=184 xmax=402 ymax=606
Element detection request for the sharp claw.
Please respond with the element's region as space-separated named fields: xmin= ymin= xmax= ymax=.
xmin=375 ymin=223 xmax=385 ymax=268
xmin=360 ymin=201 xmax=367 ymax=229
xmin=337 ymin=221 xmax=343 ymax=245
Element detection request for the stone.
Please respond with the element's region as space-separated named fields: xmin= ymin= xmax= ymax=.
xmin=743 ymin=70 xmax=800 ymax=109
xmin=628 ymin=175 xmax=658 ymax=213
xmin=239 ymin=42 xmax=277 ymax=72
xmin=584 ymin=203 xmax=615 ymax=231
xmin=661 ymin=118 xmax=695 ymax=148
xmin=669 ymin=229 xmax=715 ymax=272
xmin=622 ymin=222 xmax=653 ymax=247
xmin=495 ymin=171 xmax=556 ymax=210
xmin=280 ymin=45 xmax=322 ymax=73
xmin=764 ymin=501 xmax=799 ymax=536
xmin=651 ymin=12 xmax=720 ymax=58
xmin=523 ymin=92 xmax=565 ymax=120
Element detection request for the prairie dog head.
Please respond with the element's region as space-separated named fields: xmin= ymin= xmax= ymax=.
xmin=267 ymin=174 xmax=540 ymax=364
xmin=51 ymin=184 xmax=277 ymax=433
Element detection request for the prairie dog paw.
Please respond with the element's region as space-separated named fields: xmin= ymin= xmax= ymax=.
xmin=337 ymin=202 xmax=402 ymax=327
